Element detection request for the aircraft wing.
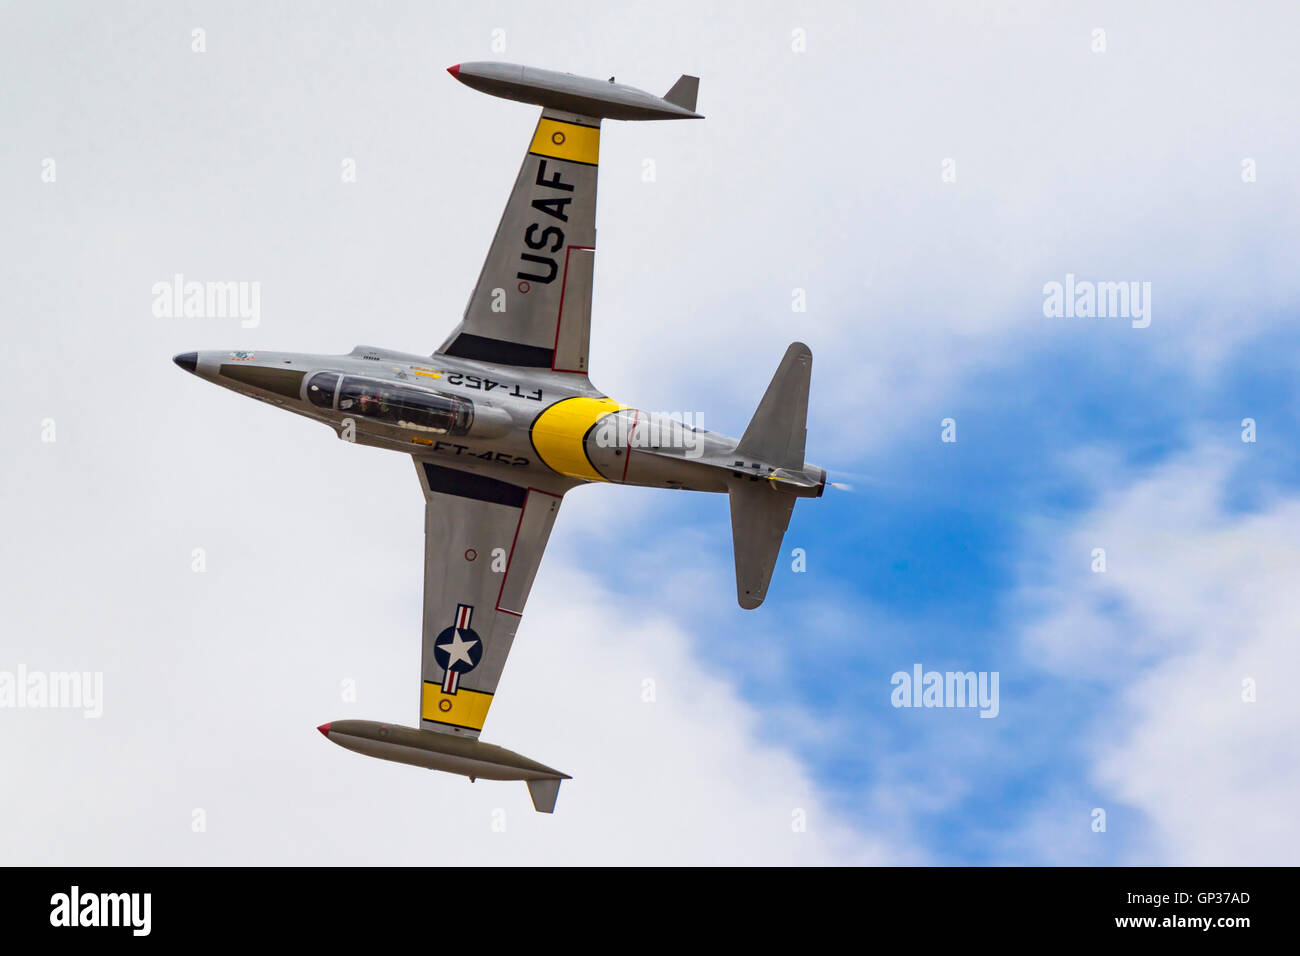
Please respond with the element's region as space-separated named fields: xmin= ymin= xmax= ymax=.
xmin=436 ymin=109 xmax=600 ymax=375
xmin=413 ymin=458 xmax=565 ymax=737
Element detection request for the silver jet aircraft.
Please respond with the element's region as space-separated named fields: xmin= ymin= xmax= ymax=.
xmin=174 ymin=62 xmax=825 ymax=812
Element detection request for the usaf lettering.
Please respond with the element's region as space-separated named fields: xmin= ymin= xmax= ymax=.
xmin=517 ymin=159 xmax=573 ymax=284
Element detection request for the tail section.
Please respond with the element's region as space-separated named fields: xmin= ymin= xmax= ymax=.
xmin=728 ymin=342 xmax=818 ymax=609
xmin=735 ymin=342 xmax=811 ymax=469
xmin=729 ymin=483 xmax=797 ymax=609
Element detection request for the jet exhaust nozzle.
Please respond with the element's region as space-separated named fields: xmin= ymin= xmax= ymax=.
xmin=767 ymin=466 xmax=826 ymax=497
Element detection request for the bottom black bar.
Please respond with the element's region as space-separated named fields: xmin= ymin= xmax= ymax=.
xmin=0 ymin=866 xmax=1286 ymax=941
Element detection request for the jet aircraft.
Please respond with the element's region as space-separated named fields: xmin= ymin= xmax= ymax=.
xmin=174 ymin=62 xmax=825 ymax=812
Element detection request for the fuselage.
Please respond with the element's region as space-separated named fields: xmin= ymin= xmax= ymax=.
xmin=174 ymin=345 xmax=826 ymax=497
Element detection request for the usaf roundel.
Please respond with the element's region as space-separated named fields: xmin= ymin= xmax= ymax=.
xmin=435 ymin=604 xmax=482 ymax=694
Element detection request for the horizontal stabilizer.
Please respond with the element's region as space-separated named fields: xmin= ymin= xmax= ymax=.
xmin=735 ymin=342 xmax=812 ymax=470
xmin=728 ymin=342 xmax=817 ymax=608
xmin=729 ymin=482 xmax=796 ymax=609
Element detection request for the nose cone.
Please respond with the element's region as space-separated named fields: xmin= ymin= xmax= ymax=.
xmin=446 ymin=63 xmax=460 ymax=78
xmin=173 ymin=352 xmax=197 ymax=373
xmin=317 ymin=723 xmax=331 ymax=738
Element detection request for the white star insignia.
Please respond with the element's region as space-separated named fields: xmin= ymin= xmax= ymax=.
xmin=438 ymin=629 xmax=478 ymax=668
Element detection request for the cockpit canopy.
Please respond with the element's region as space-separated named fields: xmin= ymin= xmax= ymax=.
xmin=306 ymin=372 xmax=473 ymax=436
xmin=306 ymin=372 xmax=339 ymax=409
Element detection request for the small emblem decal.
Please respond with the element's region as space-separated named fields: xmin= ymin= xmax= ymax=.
xmin=434 ymin=603 xmax=482 ymax=694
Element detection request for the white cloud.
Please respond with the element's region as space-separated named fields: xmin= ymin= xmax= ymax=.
xmin=1022 ymin=444 xmax=1300 ymax=864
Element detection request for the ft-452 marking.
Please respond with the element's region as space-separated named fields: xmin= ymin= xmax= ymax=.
xmin=444 ymin=371 xmax=542 ymax=402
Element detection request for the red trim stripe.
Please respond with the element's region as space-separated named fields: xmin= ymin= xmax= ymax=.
xmin=551 ymin=245 xmax=597 ymax=374
xmin=621 ymin=409 xmax=639 ymax=483
xmin=494 ymin=487 xmax=564 ymax=615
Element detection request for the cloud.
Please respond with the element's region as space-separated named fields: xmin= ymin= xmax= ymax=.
xmin=1020 ymin=443 xmax=1300 ymax=864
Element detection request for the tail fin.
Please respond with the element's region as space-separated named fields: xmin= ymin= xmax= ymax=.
xmin=729 ymin=484 xmax=796 ymax=609
xmin=663 ymin=75 xmax=700 ymax=113
xmin=526 ymin=778 xmax=563 ymax=814
xmin=735 ymin=342 xmax=811 ymax=468
xmin=728 ymin=342 xmax=813 ymax=609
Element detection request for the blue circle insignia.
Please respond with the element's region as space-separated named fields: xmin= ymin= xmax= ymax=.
xmin=433 ymin=625 xmax=483 ymax=674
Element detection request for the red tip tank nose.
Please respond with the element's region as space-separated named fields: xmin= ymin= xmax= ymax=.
xmin=447 ymin=64 xmax=460 ymax=78
xmin=317 ymin=723 xmax=331 ymax=738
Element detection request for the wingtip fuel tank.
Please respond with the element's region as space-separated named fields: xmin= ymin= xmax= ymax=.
xmin=447 ymin=61 xmax=703 ymax=121
xmin=318 ymin=719 xmax=570 ymax=813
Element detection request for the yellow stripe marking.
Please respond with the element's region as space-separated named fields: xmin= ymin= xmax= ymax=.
xmin=421 ymin=682 xmax=493 ymax=731
xmin=531 ymin=396 xmax=623 ymax=482
xmin=529 ymin=118 xmax=600 ymax=166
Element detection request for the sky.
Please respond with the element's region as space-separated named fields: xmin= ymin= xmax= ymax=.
xmin=2 ymin=1 xmax=1298 ymax=864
